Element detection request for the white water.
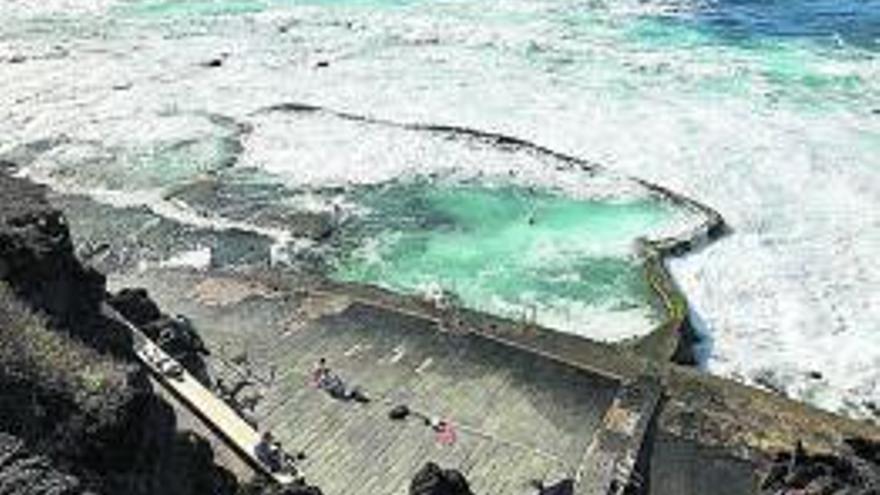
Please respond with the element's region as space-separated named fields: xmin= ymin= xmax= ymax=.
xmin=0 ymin=0 xmax=878 ymax=418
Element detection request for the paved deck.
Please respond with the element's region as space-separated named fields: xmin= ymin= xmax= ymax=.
xmin=104 ymin=272 xmax=671 ymax=494
xmin=212 ymin=302 xmax=621 ymax=494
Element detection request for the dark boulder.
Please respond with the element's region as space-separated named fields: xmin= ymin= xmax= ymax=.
xmin=108 ymin=288 xmax=163 ymax=327
xmin=202 ymin=58 xmax=223 ymax=68
xmin=410 ymin=462 xmax=474 ymax=495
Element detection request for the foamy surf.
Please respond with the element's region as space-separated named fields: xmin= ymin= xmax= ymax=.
xmin=1 ymin=0 xmax=878 ymax=420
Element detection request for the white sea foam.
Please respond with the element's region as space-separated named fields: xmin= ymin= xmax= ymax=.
xmin=159 ymin=246 xmax=213 ymax=270
xmin=1 ymin=0 xmax=878 ymax=418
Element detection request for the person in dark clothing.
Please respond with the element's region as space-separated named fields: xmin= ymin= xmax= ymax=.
xmin=530 ymin=478 xmax=574 ymax=495
xmin=255 ymin=432 xmax=283 ymax=472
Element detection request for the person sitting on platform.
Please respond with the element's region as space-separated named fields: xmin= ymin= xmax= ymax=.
xmin=255 ymin=432 xmax=283 ymax=472
xmin=312 ymin=358 xmax=370 ymax=403
xmin=529 ymin=478 xmax=574 ymax=495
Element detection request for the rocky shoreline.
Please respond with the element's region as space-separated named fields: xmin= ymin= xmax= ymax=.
xmin=3 ymin=168 xmax=879 ymax=494
xmin=0 ymin=173 xmax=309 ymax=495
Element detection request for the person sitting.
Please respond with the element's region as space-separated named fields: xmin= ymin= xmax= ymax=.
xmin=312 ymin=358 xmax=369 ymax=403
xmin=529 ymin=478 xmax=574 ymax=495
xmin=311 ymin=358 xmax=331 ymax=387
xmin=255 ymin=432 xmax=283 ymax=472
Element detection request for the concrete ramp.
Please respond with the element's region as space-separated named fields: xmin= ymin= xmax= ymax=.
xmin=576 ymin=375 xmax=663 ymax=495
xmin=101 ymin=303 xmax=295 ymax=486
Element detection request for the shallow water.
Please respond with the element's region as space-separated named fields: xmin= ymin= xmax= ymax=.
xmin=333 ymin=181 xmax=677 ymax=339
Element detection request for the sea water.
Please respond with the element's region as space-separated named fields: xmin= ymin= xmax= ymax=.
xmin=1 ymin=0 xmax=877 ymax=418
xmin=333 ymin=180 xmax=678 ymax=341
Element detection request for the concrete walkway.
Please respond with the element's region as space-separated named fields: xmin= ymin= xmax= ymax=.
xmin=576 ymin=375 xmax=663 ymax=495
xmin=102 ymin=303 xmax=295 ymax=486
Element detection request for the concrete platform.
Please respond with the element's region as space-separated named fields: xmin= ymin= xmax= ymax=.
xmin=109 ymin=270 xmax=630 ymax=494
xmin=225 ymin=303 xmax=620 ymax=494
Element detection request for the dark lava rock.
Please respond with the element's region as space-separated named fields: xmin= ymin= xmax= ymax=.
xmin=239 ymin=476 xmax=323 ymax=495
xmin=410 ymin=462 xmax=474 ymax=495
xmin=0 ymin=172 xmax=254 ymax=495
xmin=0 ymin=174 xmax=129 ymax=355
xmin=109 ymin=288 xmax=163 ymax=327
xmin=109 ymin=287 xmax=210 ymax=382
xmin=809 ymin=371 xmax=824 ymax=380
xmin=761 ymin=438 xmax=880 ymax=495
xmin=0 ymin=433 xmax=83 ymax=495
xmin=202 ymin=58 xmax=224 ymax=68
xmin=315 ymin=60 xmax=330 ymax=68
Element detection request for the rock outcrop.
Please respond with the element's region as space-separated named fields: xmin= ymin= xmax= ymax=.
xmin=108 ymin=288 xmax=211 ymax=383
xmin=409 ymin=462 xmax=474 ymax=495
xmin=760 ymin=439 xmax=880 ymax=495
xmin=0 ymin=172 xmax=242 ymax=495
xmin=0 ymin=433 xmax=83 ymax=495
xmin=0 ymin=174 xmax=128 ymax=356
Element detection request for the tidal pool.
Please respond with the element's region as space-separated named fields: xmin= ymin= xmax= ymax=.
xmin=332 ymin=180 xmax=679 ymax=341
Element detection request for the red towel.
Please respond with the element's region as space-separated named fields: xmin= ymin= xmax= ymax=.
xmin=435 ymin=421 xmax=457 ymax=445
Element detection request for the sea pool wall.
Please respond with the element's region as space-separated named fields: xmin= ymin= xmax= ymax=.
xmin=629 ymin=179 xmax=728 ymax=365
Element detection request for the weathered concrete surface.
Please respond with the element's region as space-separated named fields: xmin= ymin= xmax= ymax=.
xmin=111 ymin=267 xmax=880 ymax=479
xmin=110 ymin=270 xmax=621 ymax=495
xmin=577 ymin=376 xmax=664 ymax=495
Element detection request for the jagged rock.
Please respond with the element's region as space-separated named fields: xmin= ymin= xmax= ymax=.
xmin=0 ymin=173 xmax=261 ymax=495
xmin=409 ymin=462 xmax=474 ymax=495
xmin=109 ymin=288 xmax=210 ymax=382
xmin=761 ymin=439 xmax=880 ymax=495
xmin=0 ymin=433 xmax=84 ymax=495
xmin=108 ymin=288 xmax=163 ymax=327
xmin=0 ymin=174 xmax=129 ymax=355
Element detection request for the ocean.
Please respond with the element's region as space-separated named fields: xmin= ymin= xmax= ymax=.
xmin=1 ymin=0 xmax=877 ymax=419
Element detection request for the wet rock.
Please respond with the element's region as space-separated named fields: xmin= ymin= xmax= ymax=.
xmin=315 ymin=60 xmax=330 ymax=68
xmin=753 ymin=369 xmax=788 ymax=397
xmin=809 ymin=371 xmax=824 ymax=380
xmin=7 ymin=54 xmax=26 ymax=64
xmin=202 ymin=58 xmax=224 ymax=68
xmin=410 ymin=462 xmax=474 ymax=495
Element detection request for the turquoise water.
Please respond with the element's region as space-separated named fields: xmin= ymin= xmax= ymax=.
xmin=3 ymin=0 xmax=878 ymax=414
xmin=124 ymin=0 xmax=266 ymax=17
xmin=333 ymin=181 xmax=675 ymax=331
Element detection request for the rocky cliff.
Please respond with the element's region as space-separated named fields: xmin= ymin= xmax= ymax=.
xmin=0 ymin=174 xmax=237 ymax=495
